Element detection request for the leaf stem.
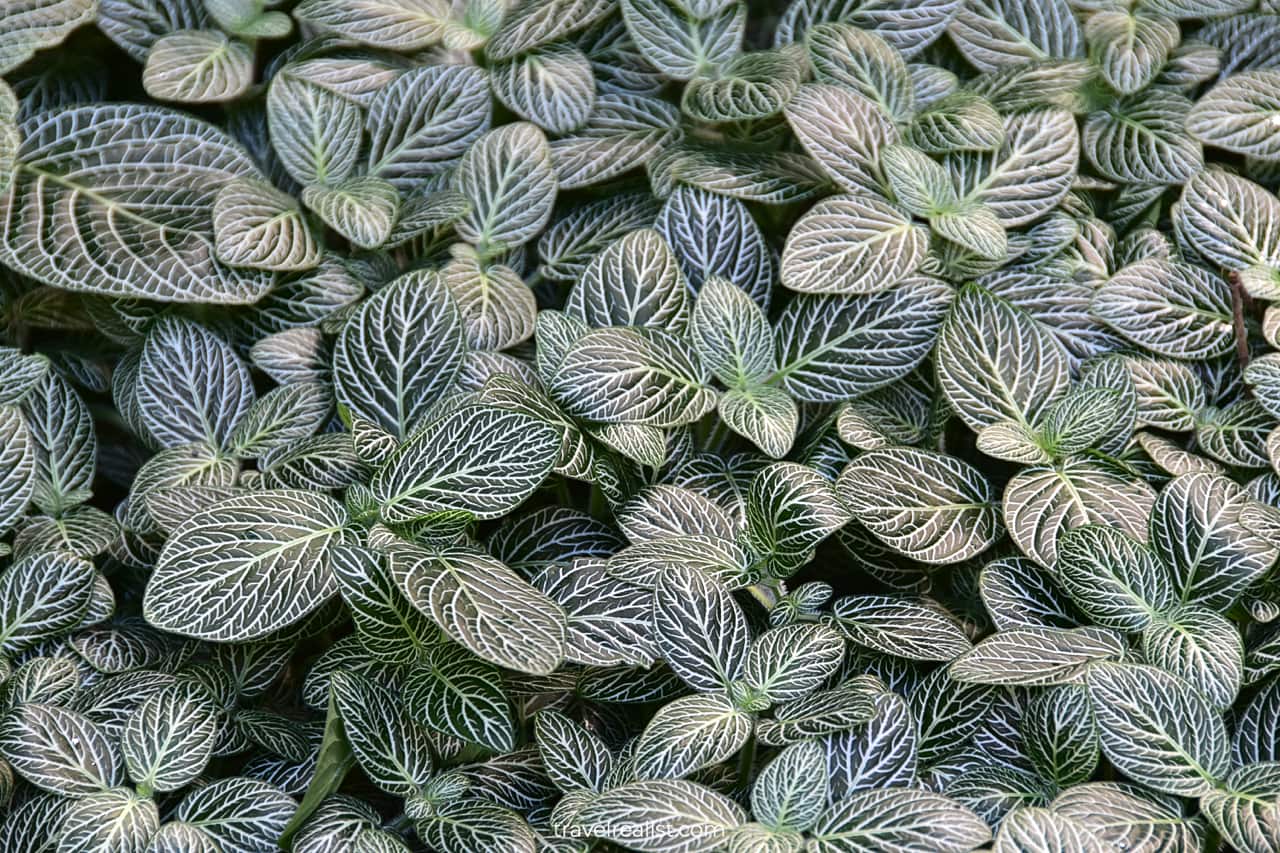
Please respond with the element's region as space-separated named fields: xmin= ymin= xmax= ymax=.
xmin=1230 ymin=270 xmax=1251 ymax=373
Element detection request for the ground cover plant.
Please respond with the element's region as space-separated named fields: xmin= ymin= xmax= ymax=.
xmin=3 ymin=0 xmax=1280 ymax=850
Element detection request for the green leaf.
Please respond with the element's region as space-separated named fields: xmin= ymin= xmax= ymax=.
xmin=621 ymin=0 xmax=744 ymax=80
xmin=0 ymin=551 xmax=95 ymax=654
xmin=753 ymin=741 xmax=827 ymax=833
xmin=947 ymin=0 xmax=1082 ymax=71
xmin=491 ymin=44 xmax=596 ymax=134
xmin=1050 ymin=782 xmax=1202 ymax=851
xmin=949 ymin=626 xmax=1123 ymax=686
xmin=682 ymin=48 xmax=805 ymax=123
xmin=781 ymin=194 xmax=928 ymax=295
xmin=574 ymin=778 xmax=746 ymax=853
xmin=122 ymin=682 xmax=219 ymax=793
xmin=302 ymin=176 xmax=400 ymax=250
xmin=809 ymin=788 xmax=991 ymax=853
xmin=267 ymin=71 xmax=363 ymax=186
xmin=1086 ymin=662 xmax=1230 ymax=796
xmin=832 ymin=595 xmax=972 ymax=662
xmin=332 ymin=545 xmax=439 ymax=663
xmin=143 ymin=490 xmax=350 ymax=641
xmin=1083 ymin=92 xmax=1202 ymax=185
xmin=633 ymin=693 xmax=753 ymax=779
xmin=808 ymin=23 xmax=913 ymax=123
xmin=454 ymin=122 xmax=557 ymax=256
xmin=58 ymin=788 xmax=160 ymax=852
xmin=744 ymin=623 xmax=845 ymax=704
xmin=293 ymin=0 xmax=449 ymax=49
xmin=784 ymin=83 xmax=897 ymax=197
xmin=177 ymin=777 xmax=297 ymax=853
xmin=1142 ymin=604 xmax=1243 ymax=711
xmin=654 ymin=564 xmax=750 ymax=692
xmin=332 ymin=671 xmax=434 ymax=796
xmin=1086 ymin=10 xmax=1179 ymax=95
xmin=566 ymin=227 xmax=690 ymax=332
xmin=1199 ymin=763 xmax=1280 ymax=853
xmin=1055 ymin=525 xmax=1173 ymax=632
xmin=1187 ymin=69 xmax=1280 ymax=160
xmin=1022 ymin=685 xmax=1098 ymax=788
xmin=213 ymin=177 xmax=320 ymax=272
xmin=0 ymin=703 xmax=120 ymax=796
xmin=142 ymin=29 xmax=252 ymax=103
xmin=534 ymin=709 xmax=613 ymax=793
xmin=403 ymin=643 xmax=517 ymax=752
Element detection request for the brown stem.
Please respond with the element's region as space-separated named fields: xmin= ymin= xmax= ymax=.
xmin=1230 ymin=270 xmax=1251 ymax=372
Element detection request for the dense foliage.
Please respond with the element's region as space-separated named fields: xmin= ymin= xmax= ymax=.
xmin=2 ymin=0 xmax=1280 ymax=850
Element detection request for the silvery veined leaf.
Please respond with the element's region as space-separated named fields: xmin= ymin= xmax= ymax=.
xmin=144 ymin=821 xmax=222 ymax=853
xmin=441 ymin=245 xmax=536 ymax=351
xmin=1142 ymin=604 xmax=1242 ymax=711
xmin=0 ymin=0 xmax=95 ymax=74
xmin=491 ymin=44 xmax=596 ymax=135
xmin=976 ymin=420 xmax=1048 ymax=465
xmin=838 ymin=447 xmax=1002 ymax=564
xmin=484 ymin=0 xmax=614 ymax=60
xmin=534 ymin=709 xmax=612 ymax=793
xmin=1151 ymin=473 xmax=1278 ymax=608
xmin=371 ymin=405 xmax=558 ymax=522
xmin=654 ymin=564 xmax=750 ymax=691
xmin=1175 ymin=171 xmax=1280 ymax=274
xmin=0 ymin=703 xmax=121 ymax=796
xmin=550 ymin=93 xmax=681 ymax=190
xmin=1092 ymin=260 xmax=1234 ymax=360
xmin=0 ymin=551 xmax=95 ymax=654
xmin=633 ymin=692 xmax=753 ymax=779
xmin=292 ymin=0 xmax=449 ymax=49
xmin=1141 ymin=0 xmax=1251 ymax=16
xmin=774 ymin=277 xmax=953 ymax=403
xmin=486 ymin=504 xmax=622 ymax=570
xmin=288 ymin=797 xmax=379 ymax=852
xmin=278 ymin=54 xmax=402 ymax=106
xmin=621 ymin=0 xmax=744 ymax=80
xmin=1085 ymin=10 xmax=1179 ymax=95
xmin=617 ymin=485 xmax=736 ymax=542
xmin=1237 ymin=678 xmax=1280 ymax=763
xmin=824 ymin=692 xmax=918 ymax=797
xmin=454 ymin=122 xmax=557 ymax=256
xmin=879 ymin=144 xmax=957 ymax=218
xmin=142 ymin=29 xmax=252 ymax=103
xmin=410 ymin=799 xmax=535 ymax=853
xmin=125 ymin=442 xmax=237 ymax=536
xmin=832 ymin=595 xmax=971 ymax=662
xmin=176 ymin=777 xmax=296 ymax=853
xmin=1086 ymin=662 xmax=1230 ymax=797
xmin=656 ymin=187 xmax=773 ymax=308
xmin=1187 ymin=70 xmax=1280 ymax=161
xmin=744 ymin=623 xmax=845 ymax=704
xmin=744 ymin=678 xmax=879 ymax=745
xmin=808 ymin=24 xmax=913 ymax=123
xmin=835 ymin=377 xmax=936 ymax=451
xmin=56 ymin=787 xmax=160 ymax=852
xmin=403 ymin=643 xmax=515 ymax=752
xmin=666 ymin=145 xmax=830 ymax=205
xmin=574 ymin=778 xmax=745 ymax=853
xmin=781 ymin=194 xmax=928 ymax=296
xmin=1055 ymin=525 xmax=1172 ymax=632
xmin=1140 ymin=431 xmax=1227 ymax=478
xmin=213 ymin=176 xmax=320 ymax=271
xmin=993 ymin=807 xmax=1106 ymax=853
xmin=1082 ymin=92 xmax=1203 ymax=185
xmin=980 ymin=556 xmax=1081 ymax=631
xmin=0 ymin=104 xmax=271 ymax=303
xmin=550 ymin=327 xmax=716 ymax=427
xmin=936 ymin=284 xmax=1069 ymax=431
xmin=566 ymin=228 xmax=689 ymax=332
xmin=260 ymin=433 xmax=368 ymax=491
xmin=1200 ymin=763 xmax=1280 ymax=853
xmin=682 ymin=48 xmax=805 ymax=123
xmin=809 ymin=787 xmax=991 ymax=853
xmin=1003 ymin=459 xmax=1155 ymax=568
xmin=136 ymin=317 xmax=253 ymax=451
xmin=227 ymin=382 xmax=330 ymax=459
xmin=391 ymin=543 xmax=568 ymax=674
xmin=333 ymin=270 xmax=464 ymax=438
xmin=206 ymin=0 xmax=290 ymax=38
xmin=122 ymin=682 xmax=219 ymax=793
xmin=331 ymin=671 xmax=433 ymax=795
xmin=72 ymin=618 xmax=173 ymax=674
xmin=690 ymin=276 xmax=774 ymax=388
xmin=979 ymin=272 xmax=1116 ymax=372
xmin=1196 ymin=398 xmax=1272 ymax=468
xmin=929 ymin=199 xmax=1007 ymax=261
xmin=949 ymin=626 xmax=1123 ymax=686
xmin=1022 ymin=685 xmax=1098 ymax=788
xmin=0 ymin=347 xmax=47 ymax=406
xmin=386 ymin=187 xmax=469 ymax=247
xmin=354 ymin=828 xmax=412 ymax=853
xmin=773 ymin=0 xmax=959 ymax=59
xmin=302 ymin=176 xmax=400 ymax=250
xmin=267 ymin=72 xmax=363 ymax=187
xmin=590 ymin=422 xmax=667 ymax=468
xmin=947 ymin=0 xmax=1082 ymax=71
xmin=746 ymin=461 xmax=847 ymax=570
xmin=784 ymin=83 xmax=897 ymax=197
xmin=1122 ymin=355 xmax=1205 ymax=432
xmin=143 ymin=490 xmax=349 ymax=642
xmin=331 ymin=545 xmax=437 ymax=663
xmin=1050 ymin=782 xmax=1203 ymax=851
xmin=366 ymin=64 xmax=490 ymax=192
xmin=541 ymin=192 xmax=661 ymax=283
xmin=13 ymin=505 xmax=119 ymax=559
xmin=719 ymin=385 xmax=801 ymax=460
xmin=0 ymin=405 xmax=35 ymax=535
xmin=751 ymin=741 xmax=827 ymax=834
xmin=909 ymin=91 xmax=1003 ymax=154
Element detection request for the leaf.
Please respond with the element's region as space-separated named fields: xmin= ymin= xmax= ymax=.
xmin=574 ymin=779 xmax=746 ymax=853
xmin=0 ymin=0 xmax=96 ymax=74
xmin=993 ymin=807 xmax=1107 ymax=853
xmin=333 ymin=271 xmax=465 ymax=438
xmin=534 ymin=709 xmax=612 ymax=793
xmin=1086 ymin=10 xmax=1179 ymax=95
xmin=682 ymin=48 xmax=805 ymax=123
xmin=784 ymin=83 xmax=897 ymax=197
xmin=267 ymin=72 xmax=363 ymax=186
xmin=633 ymin=693 xmax=753 ymax=779
xmin=403 ymin=643 xmax=516 ymax=752
xmin=936 ymin=284 xmax=1069 ymax=431
xmin=1050 ymin=782 xmax=1202 ymax=851
xmin=1082 ymin=92 xmax=1202 ymax=185
xmin=808 ymin=23 xmax=913 ymax=123
xmin=227 ymin=382 xmax=330 ymax=459
xmin=391 ymin=543 xmax=567 ymax=674
xmin=947 ymin=0 xmax=1082 ymax=71
xmin=781 ymin=194 xmax=929 ymax=295
xmin=566 ymin=228 xmax=690 ymax=332
xmin=1142 ymin=604 xmax=1243 ymax=711
xmin=213 ymin=177 xmax=320 ymax=271
xmin=745 ymin=623 xmax=845 ymax=704
xmin=1023 ymin=685 xmax=1098 ymax=788
xmin=809 ymin=788 xmax=991 ymax=853
xmin=753 ymin=741 xmax=828 ymax=833
xmin=0 ymin=551 xmax=95 ymax=653
xmin=484 ymin=0 xmax=614 ymax=60
xmin=824 ymin=692 xmax=918 ymax=797
xmin=176 ymin=777 xmax=297 ymax=853
xmin=491 ymin=44 xmax=596 ymax=134
xmin=653 ymin=564 xmax=750 ymax=692
xmin=292 ymin=0 xmax=449 ymax=49
xmin=1093 ymin=260 xmax=1234 ymax=360
xmin=411 ymin=799 xmax=535 ymax=853
xmin=656 ymin=187 xmax=773 ymax=308
xmin=122 ymin=682 xmax=220 ymax=793
xmin=774 ymin=277 xmax=953 ymax=403
xmin=832 ymin=595 xmax=972 ymax=661
xmin=1055 ymin=525 xmax=1172 ymax=632
xmin=961 ymin=107 xmax=1079 ymax=227
xmin=143 ymin=490 xmax=349 ymax=641
xmin=1187 ymin=69 xmax=1280 ymax=160
xmin=21 ymin=371 xmax=95 ymax=514
xmin=1003 ymin=460 xmax=1155 ymax=568
xmin=621 ymin=0 xmax=745 ymax=80
xmin=142 ymin=29 xmax=253 ymax=103
xmin=719 ymin=385 xmax=799 ymax=459
xmin=0 ymin=104 xmax=271 ymax=303
xmin=1085 ymin=662 xmax=1230 ymax=797
xmin=302 ymin=176 xmax=400 ymax=250
xmin=454 ymin=123 xmax=557 ymax=256
xmin=331 ymin=671 xmax=434 ymax=796
xmin=0 ymin=703 xmax=121 ymax=796
xmin=1200 ymin=763 xmax=1280 ymax=853
xmin=949 ymin=626 xmax=1123 ymax=686
xmin=837 ymin=447 xmax=1002 ymax=564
